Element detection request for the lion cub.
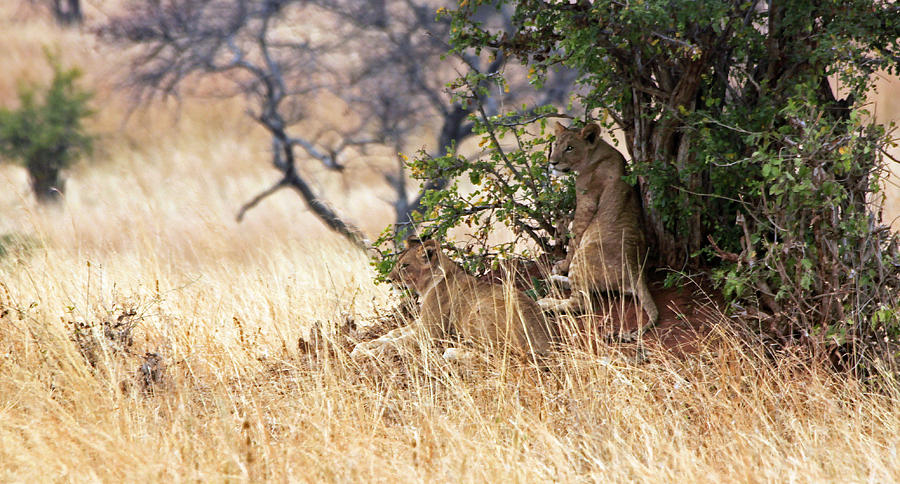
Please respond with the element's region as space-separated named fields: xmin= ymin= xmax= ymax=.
xmin=352 ymin=239 xmax=552 ymax=362
xmin=538 ymin=122 xmax=659 ymax=334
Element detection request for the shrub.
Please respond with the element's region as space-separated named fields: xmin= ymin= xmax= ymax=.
xmin=0 ymin=53 xmax=94 ymax=203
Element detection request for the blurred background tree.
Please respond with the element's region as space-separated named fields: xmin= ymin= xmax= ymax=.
xmin=51 ymin=0 xmax=81 ymax=25
xmin=99 ymin=0 xmax=575 ymax=247
xmin=0 ymin=53 xmax=93 ymax=203
xmin=20 ymin=0 xmax=83 ymax=25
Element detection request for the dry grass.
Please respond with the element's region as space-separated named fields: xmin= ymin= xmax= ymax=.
xmin=2 ymin=4 xmax=900 ymax=482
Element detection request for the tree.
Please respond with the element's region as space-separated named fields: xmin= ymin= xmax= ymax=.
xmin=23 ymin=0 xmax=84 ymax=25
xmin=0 ymin=55 xmax=93 ymax=203
xmin=52 ymin=0 xmax=82 ymax=25
xmin=99 ymin=0 xmax=574 ymax=248
xmin=101 ymin=0 xmax=369 ymax=246
xmin=434 ymin=0 xmax=900 ymax=366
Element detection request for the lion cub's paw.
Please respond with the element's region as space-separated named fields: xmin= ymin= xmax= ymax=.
xmin=536 ymin=297 xmax=555 ymax=311
xmin=350 ymin=338 xmax=389 ymax=361
xmin=548 ymin=273 xmax=571 ymax=288
xmin=351 ymin=326 xmax=414 ymax=362
xmin=537 ymin=296 xmax=574 ymax=312
xmin=441 ymin=347 xmax=477 ymax=364
xmin=619 ymin=323 xmax=655 ymax=343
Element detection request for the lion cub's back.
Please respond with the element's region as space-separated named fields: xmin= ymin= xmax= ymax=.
xmin=453 ymin=278 xmax=552 ymax=355
xmin=588 ymin=180 xmax=646 ymax=255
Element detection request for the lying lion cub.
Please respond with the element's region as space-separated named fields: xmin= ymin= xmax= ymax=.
xmin=538 ymin=122 xmax=659 ymax=335
xmin=351 ymin=238 xmax=553 ymax=362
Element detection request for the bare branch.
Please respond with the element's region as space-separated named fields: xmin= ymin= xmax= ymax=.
xmin=236 ymin=178 xmax=287 ymax=222
xmin=285 ymin=137 xmax=344 ymax=171
xmin=102 ymin=0 xmax=577 ymax=247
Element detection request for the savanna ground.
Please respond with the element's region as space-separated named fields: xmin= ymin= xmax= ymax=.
xmin=2 ymin=2 xmax=900 ymax=482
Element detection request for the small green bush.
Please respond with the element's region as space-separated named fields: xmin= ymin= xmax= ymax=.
xmin=0 ymin=53 xmax=94 ymax=203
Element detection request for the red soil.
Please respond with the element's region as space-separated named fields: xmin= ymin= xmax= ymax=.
xmin=479 ymin=263 xmax=733 ymax=358
xmin=552 ymin=275 xmax=731 ymax=357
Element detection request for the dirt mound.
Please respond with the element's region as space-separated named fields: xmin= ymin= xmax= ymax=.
xmin=555 ymin=275 xmax=730 ymax=357
xmin=475 ymin=262 xmax=731 ymax=357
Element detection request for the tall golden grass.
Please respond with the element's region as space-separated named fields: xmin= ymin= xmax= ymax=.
xmin=2 ymin=4 xmax=900 ymax=482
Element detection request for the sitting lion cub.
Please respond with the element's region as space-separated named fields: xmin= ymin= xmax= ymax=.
xmin=538 ymin=122 xmax=659 ymax=334
xmin=352 ymin=238 xmax=552 ymax=362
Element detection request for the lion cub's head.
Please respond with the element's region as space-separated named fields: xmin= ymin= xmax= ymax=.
xmin=388 ymin=238 xmax=453 ymax=294
xmin=549 ymin=122 xmax=604 ymax=175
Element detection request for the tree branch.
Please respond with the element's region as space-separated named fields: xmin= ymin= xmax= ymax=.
xmin=236 ymin=178 xmax=287 ymax=222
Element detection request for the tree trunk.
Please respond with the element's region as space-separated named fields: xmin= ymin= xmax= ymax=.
xmin=626 ymin=90 xmax=685 ymax=268
xmin=639 ymin=178 xmax=682 ymax=267
xmin=53 ymin=0 xmax=83 ymax=25
xmin=28 ymin=166 xmax=65 ymax=203
xmin=627 ymin=57 xmax=709 ymax=268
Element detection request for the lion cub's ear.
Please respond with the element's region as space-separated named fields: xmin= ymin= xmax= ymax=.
xmin=420 ymin=239 xmax=440 ymax=261
xmin=403 ymin=236 xmax=420 ymax=249
xmin=580 ymin=123 xmax=602 ymax=145
xmin=403 ymin=234 xmax=433 ymax=251
xmin=553 ymin=121 xmax=567 ymax=135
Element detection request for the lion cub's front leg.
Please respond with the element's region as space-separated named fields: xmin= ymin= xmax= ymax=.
xmin=350 ymin=325 xmax=416 ymax=361
xmin=552 ymin=251 xmax=572 ymax=276
xmin=541 ymin=248 xmax=579 ymax=310
xmin=350 ymin=325 xmax=481 ymax=367
xmin=537 ymin=291 xmax=585 ymax=313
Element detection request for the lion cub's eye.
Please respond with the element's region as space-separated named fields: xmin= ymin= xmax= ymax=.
xmin=565 ymin=145 xmax=574 ymax=152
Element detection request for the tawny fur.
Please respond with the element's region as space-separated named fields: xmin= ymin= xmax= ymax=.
xmin=538 ymin=122 xmax=659 ymax=335
xmin=352 ymin=239 xmax=552 ymax=362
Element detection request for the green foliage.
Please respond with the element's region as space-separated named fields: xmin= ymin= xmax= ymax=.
xmin=448 ymin=0 xmax=900 ymax=261
xmin=372 ymin=66 xmax=576 ymax=278
xmin=372 ymin=0 xmax=900 ymax=368
xmin=372 ymin=105 xmax=574 ymax=278
xmin=711 ymin=102 xmax=900 ymax=352
xmin=0 ymin=53 xmax=94 ymax=202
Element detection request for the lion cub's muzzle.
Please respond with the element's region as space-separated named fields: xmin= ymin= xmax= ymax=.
xmin=548 ymin=161 xmax=571 ymax=177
